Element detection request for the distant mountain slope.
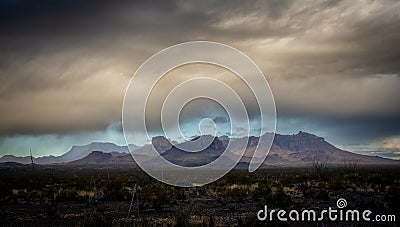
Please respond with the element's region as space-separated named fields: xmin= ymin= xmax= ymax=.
xmin=161 ymin=136 xmax=225 ymax=167
xmin=137 ymin=132 xmax=399 ymax=168
xmin=68 ymin=151 xmax=135 ymax=165
xmin=0 ymin=142 xmax=136 ymax=164
xmin=130 ymin=136 xmax=177 ymax=161
xmin=0 ymin=161 xmax=26 ymax=167
xmin=246 ymin=132 xmax=398 ymax=166
xmin=0 ymin=155 xmax=34 ymax=165
xmin=57 ymin=142 xmax=130 ymax=162
xmin=273 ymin=131 xmax=337 ymax=152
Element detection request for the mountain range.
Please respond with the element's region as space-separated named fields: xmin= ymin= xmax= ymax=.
xmin=0 ymin=142 xmax=134 ymax=164
xmin=0 ymin=132 xmax=398 ymax=167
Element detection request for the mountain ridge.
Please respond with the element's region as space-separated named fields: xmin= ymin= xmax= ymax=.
xmin=1 ymin=131 xmax=398 ymax=167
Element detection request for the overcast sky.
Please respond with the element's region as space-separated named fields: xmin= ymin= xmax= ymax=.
xmin=0 ymin=0 xmax=399 ymax=158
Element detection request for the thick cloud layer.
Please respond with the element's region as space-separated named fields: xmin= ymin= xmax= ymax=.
xmin=0 ymin=0 xmax=399 ymax=156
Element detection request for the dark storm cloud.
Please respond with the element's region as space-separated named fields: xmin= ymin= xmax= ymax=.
xmin=0 ymin=0 xmax=399 ymax=152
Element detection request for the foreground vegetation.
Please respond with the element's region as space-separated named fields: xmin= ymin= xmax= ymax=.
xmin=0 ymin=164 xmax=398 ymax=226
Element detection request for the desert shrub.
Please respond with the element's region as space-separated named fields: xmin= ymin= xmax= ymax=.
xmin=174 ymin=211 xmax=190 ymax=227
xmin=83 ymin=212 xmax=112 ymax=227
xmin=207 ymin=215 xmax=215 ymax=227
xmin=226 ymin=187 xmax=247 ymax=199
xmin=325 ymin=174 xmax=345 ymax=191
xmin=312 ymin=159 xmax=328 ymax=178
xmin=45 ymin=204 xmax=59 ymax=217
xmin=385 ymin=185 xmax=400 ymax=212
xmin=254 ymin=182 xmax=273 ymax=203
xmin=298 ymin=180 xmax=311 ymax=197
xmin=228 ymin=172 xmax=253 ymax=185
xmin=152 ymin=190 xmax=169 ymax=209
xmin=175 ymin=188 xmax=186 ymax=200
xmin=55 ymin=188 xmax=78 ymax=201
xmin=103 ymin=187 xmax=130 ymax=201
xmin=274 ymin=188 xmax=291 ymax=207
xmin=280 ymin=174 xmax=296 ymax=186
xmin=272 ymin=184 xmax=292 ymax=208
xmin=140 ymin=184 xmax=173 ymax=209
xmin=342 ymin=159 xmax=359 ymax=174
xmin=367 ymin=173 xmax=393 ymax=193
xmin=314 ymin=188 xmax=330 ymax=201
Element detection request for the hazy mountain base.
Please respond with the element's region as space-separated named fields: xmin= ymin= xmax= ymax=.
xmin=0 ymin=164 xmax=398 ymax=226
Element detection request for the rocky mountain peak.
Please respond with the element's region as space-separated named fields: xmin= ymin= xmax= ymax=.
xmin=151 ymin=136 xmax=172 ymax=152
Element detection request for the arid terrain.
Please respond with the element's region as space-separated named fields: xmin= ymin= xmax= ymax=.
xmin=0 ymin=163 xmax=399 ymax=226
